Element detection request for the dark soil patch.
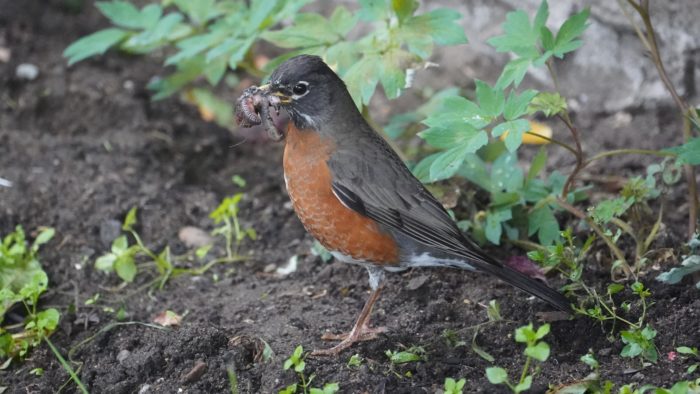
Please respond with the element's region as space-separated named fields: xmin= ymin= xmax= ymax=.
xmin=1 ymin=1 xmax=698 ymax=393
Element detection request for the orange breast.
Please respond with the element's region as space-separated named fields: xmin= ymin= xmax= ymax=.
xmin=283 ymin=123 xmax=399 ymax=265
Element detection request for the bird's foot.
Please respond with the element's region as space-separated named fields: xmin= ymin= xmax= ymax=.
xmin=309 ymin=325 xmax=387 ymax=357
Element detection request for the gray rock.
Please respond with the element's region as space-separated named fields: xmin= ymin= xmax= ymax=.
xmin=15 ymin=63 xmax=39 ymax=80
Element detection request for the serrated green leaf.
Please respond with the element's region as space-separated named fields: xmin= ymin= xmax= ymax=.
xmin=493 ymin=119 xmax=530 ymax=152
xmin=527 ymin=92 xmax=567 ymax=117
xmin=590 ymin=197 xmax=634 ymax=224
xmin=487 ymin=9 xmax=540 ymax=58
xmin=533 ymin=0 xmax=549 ymax=32
xmin=491 ymin=152 xmax=523 ymax=192
xmin=64 ymin=28 xmax=129 ymax=65
xmin=553 ymin=8 xmax=589 ymax=57
xmin=358 ymin=0 xmax=390 ymax=21
xmin=458 ymin=153 xmax=492 ymax=191
xmin=392 ymin=0 xmax=418 ymax=23
xmin=541 ymin=26 xmax=555 ymax=51
xmin=424 ymin=96 xmax=489 ymax=129
xmin=402 ymin=8 xmax=467 ymax=47
xmin=380 ymin=50 xmax=408 ymax=99
xmin=419 ymin=124 xmax=480 ymax=149
xmin=504 ymin=89 xmax=538 ymax=120
xmin=485 ymin=367 xmax=508 ymax=384
xmin=96 ymin=1 xmax=156 ymax=30
xmin=344 ymin=56 xmax=380 ymax=108
xmin=123 ymin=12 xmax=185 ymax=50
xmin=529 ymin=205 xmax=559 ymax=246
xmin=412 ymin=153 xmax=441 ymax=183
xmin=429 ymin=132 xmax=488 ymax=181
xmin=495 ymin=58 xmax=532 ymax=89
xmin=475 ymin=80 xmax=504 ymax=119
xmin=261 ymin=13 xmax=335 ymax=48
xmin=664 ymin=137 xmax=700 ymax=165
xmin=485 ymin=209 xmax=512 ymax=245
xmin=329 ymin=6 xmax=357 ymax=37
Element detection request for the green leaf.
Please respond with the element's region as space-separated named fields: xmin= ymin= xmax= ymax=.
xmin=496 ymin=58 xmax=532 ymax=89
xmin=344 ymin=56 xmax=380 ymax=108
xmin=504 ymin=89 xmax=538 ymax=120
xmin=552 ymin=8 xmax=589 ymax=58
xmin=533 ymin=0 xmax=549 ymax=32
xmin=419 ymin=124 xmax=480 ymax=150
xmin=111 ymin=235 xmax=129 ymax=254
xmin=514 ymin=375 xmax=532 ymax=393
xmin=664 ymin=137 xmax=700 ymax=165
xmin=358 ymin=0 xmax=390 ymax=21
xmin=485 ymin=367 xmax=508 ymax=384
xmin=528 ymin=205 xmax=559 ymax=246
xmin=487 ymin=9 xmax=539 ymax=57
xmin=424 ymin=96 xmax=489 ymax=129
xmin=64 ymin=28 xmax=129 ymax=65
xmin=676 ymin=346 xmax=698 ymax=356
xmin=475 ymin=80 xmax=504 ymax=119
xmin=95 ymin=253 xmax=117 ymax=271
xmin=402 ymin=8 xmax=468 ymax=47
xmin=114 ymin=255 xmax=137 ymax=282
xmin=492 ymin=119 xmax=530 ymax=152
xmin=527 ymin=147 xmax=547 ymax=182
xmin=96 ymin=1 xmax=159 ymax=30
xmin=515 ymin=324 xmax=535 ymax=343
xmin=123 ymin=207 xmax=137 ymax=230
xmin=329 ymin=6 xmax=357 ymax=37
xmin=590 ymin=197 xmax=634 ymax=224
xmin=607 ymin=283 xmax=624 ymax=295
xmin=458 ymin=153 xmax=492 ymax=191
xmin=380 ymin=50 xmax=408 ymax=99
xmin=485 ymin=209 xmax=512 ymax=245
xmin=580 ymin=353 xmax=599 ymax=370
xmin=32 ymin=228 xmax=55 ymax=249
xmin=35 ymin=308 xmax=60 ymax=332
xmin=429 ymin=133 xmax=488 ymax=181
xmin=491 ymin=152 xmax=523 ymax=193
xmin=527 ymin=92 xmax=567 ymax=117
xmin=392 ymin=0 xmax=418 ymax=23
xmin=525 ymin=341 xmax=550 ymax=361
xmin=386 ymin=350 xmax=422 ymax=364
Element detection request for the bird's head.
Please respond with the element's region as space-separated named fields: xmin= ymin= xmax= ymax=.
xmin=258 ymin=55 xmax=353 ymax=131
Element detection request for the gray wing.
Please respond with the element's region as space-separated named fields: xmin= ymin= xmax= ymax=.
xmin=327 ymin=130 xmax=500 ymax=268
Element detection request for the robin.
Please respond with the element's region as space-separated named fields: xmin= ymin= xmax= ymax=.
xmin=239 ymin=55 xmax=571 ymax=357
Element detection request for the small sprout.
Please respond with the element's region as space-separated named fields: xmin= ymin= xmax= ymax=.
xmin=487 ymin=299 xmax=502 ymax=322
xmin=385 ymin=347 xmax=424 ymax=364
xmin=443 ymin=377 xmax=466 ymax=394
xmin=84 ymin=293 xmax=100 ymax=305
xmin=442 ymin=329 xmax=466 ymax=348
xmin=486 ymin=323 xmax=550 ymax=393
xmin=580 ymin=351 xmax=599 ymax=371
xmin=231 ymin=175 xmax=247 ymax=188
xmin=283 ymin=345 xmax=306 ymax=373
xmin=347 ymin=354 xmax=363 ymax=368
xmin=29 ymin=368 xmax=44 ymax=376
xmin=620 ymin=325 xmax=658 ymax=363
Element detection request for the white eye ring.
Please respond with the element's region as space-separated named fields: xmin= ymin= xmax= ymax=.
xmin=291 ymin=81 xmax=309 ymax=98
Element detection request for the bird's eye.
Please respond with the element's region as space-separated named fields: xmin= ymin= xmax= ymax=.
xmin=292 ymin=82 xmax=308 ymax=96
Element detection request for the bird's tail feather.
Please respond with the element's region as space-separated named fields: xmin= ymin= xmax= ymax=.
xmin=449 ymin=258 xmax=572 ymax=313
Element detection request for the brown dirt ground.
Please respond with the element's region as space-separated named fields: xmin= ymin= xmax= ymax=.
xmin=1 ymin=1 xmax=698 ymax=393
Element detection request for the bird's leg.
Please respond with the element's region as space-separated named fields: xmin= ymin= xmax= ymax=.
xmin=310 ymin=266 xmax=387 ymax=357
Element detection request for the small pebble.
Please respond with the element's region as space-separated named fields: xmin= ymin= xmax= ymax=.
xmin=406 ymin=274 xmax=429 ymax=290
xmin=0 ymin=47 xmax=10 ymax=62
xmin=138 ymin=385 xmax=151 ymax=394
xmin=178 ymin=226 xmax=214 ymax=248
xmin=117 ymin=349 xmax=130 ymax=364
xmin=16 ymin=63 xmax=39 ymax=80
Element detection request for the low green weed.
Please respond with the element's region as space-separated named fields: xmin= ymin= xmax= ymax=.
xmin=657 ymin=235 xmax=700 ymax=289
xmin=485 ymin=323 xmax=551 ymax=393
xmin=95 ymin=201 xmax=251 ymax=288
xmin=676 ymin=346 xmax=699 ymax=375
xmin=0 ymin=226 xmax=58 ymax=361
xmin=279 ymin=345 xmax=339 ymax=394
xmin=443 ymin=377 xmax=466 ymax=394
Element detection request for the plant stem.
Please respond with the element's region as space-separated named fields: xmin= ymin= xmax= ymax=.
xmin=524 ymin=131 xmax=578 ymax=156
xmin=519 ymin=356 xmax=532 ymax=388
xmin=584 ymin=149 xmax=675 ymax=167
xmin=557 ymin=113 xmax=585 ymax=198
xmin=45 ymin=337 xmax=89 ymax=394
xmin=620 ymin=0 xmax=699 ymax=238
xmin=555 ymin=198 xmax=631 ymax=275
